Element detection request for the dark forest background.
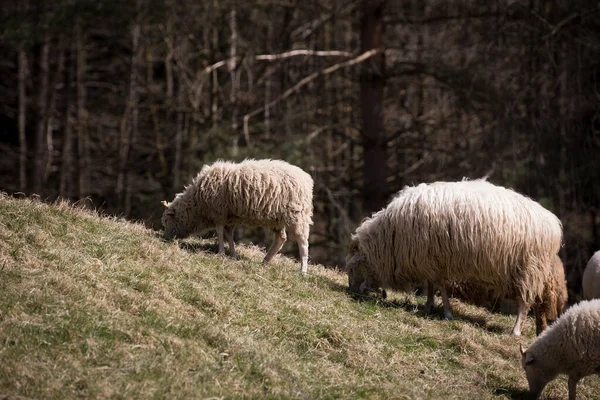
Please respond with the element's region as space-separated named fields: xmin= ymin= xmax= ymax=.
xmin=1 ymin=0 xmax=599 ymax=298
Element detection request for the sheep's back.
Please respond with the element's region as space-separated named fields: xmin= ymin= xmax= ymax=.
xmin=196 ymin=159 xmax=313 ymax=228
xmin=530 ymin=299 xmax=600 ymax=367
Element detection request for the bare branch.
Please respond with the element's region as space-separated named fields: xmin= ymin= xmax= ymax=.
xmin=243 ymin=49 xmax=380 ymax=143
xmin=255 ymin=49 xmax=353 ymax=60
xmin=159 ymin=23 xmax=354 ymax=110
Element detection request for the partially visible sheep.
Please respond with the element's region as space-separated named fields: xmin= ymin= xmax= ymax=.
xmin=345 ymin=179 xmax=563 ymax=335
xmin=520 ymin=299 xmax=600 ymax=400
xmin=532 ymin=255 xmax=568 ymax=335
xmin=161 ymin=159 xmax=313 ymax=274
xmin=582 ymin=251 xmax=600 ymax=300
xmin=438 ymin=255 xmax=567 ymax=335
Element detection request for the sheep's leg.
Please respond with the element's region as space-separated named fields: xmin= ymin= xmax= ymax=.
xmin=511 ymin=297 xmax=529 ymax=336
xmin=533 ymin=302 xmax=547 ymax=336
xmin=297 ymin=238 xmax=309 ymax=275
xmin=224 ymin=225 xmax=238 ymax=259
xmin=568 ymin=375 xmax=580 ymax=400
xmin=424 ymin=280 xmax=435 ymax=314
xmin=216 ymin=225 xmax=226 ymax=254
xmin=439 ymin=283 xmax=453 ymax=320
xmin=264 ymin=228 xmax=286 ymax=263
xmin=290 ymin=223 xmax=310 ymax=274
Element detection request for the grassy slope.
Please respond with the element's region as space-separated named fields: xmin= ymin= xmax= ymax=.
xmin=0 ymin=195 xmax=598 ymax=400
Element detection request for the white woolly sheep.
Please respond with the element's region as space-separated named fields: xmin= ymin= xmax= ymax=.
xmin=161 ymin=159 xmax=313 ymax=274
xmin=433 ymin=255 xmax=567 ymax=335
xmin=345 ymin=179 xmax=563 ymax=335
xmin=520 ymin=299 xmax=600 ymax=400
xmin=582 ymin=251 xmax=600 ymax=300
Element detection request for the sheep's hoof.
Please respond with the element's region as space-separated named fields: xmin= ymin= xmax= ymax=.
xmin=230 ymin=253 xmax=240 ymax=260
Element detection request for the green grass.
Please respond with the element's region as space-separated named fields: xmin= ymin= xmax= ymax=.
xmin=0 ymin=194 xmax=598 ymax=399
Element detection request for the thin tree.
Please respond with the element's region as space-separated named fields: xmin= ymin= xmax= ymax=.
xmin=45 ymin=37 xmax=66 ymax=182
xmin=59 ymin=37 xmax=75 ymax=199
xmin=76 ymin=17 xmax=90 ymax=199
xmin=32 ymin=34 xmax=49 ymax=195
xmin=18 ymin=43 xmax=28 ymax=192
xmin=360 ymin=0 xmax=387 ymax=213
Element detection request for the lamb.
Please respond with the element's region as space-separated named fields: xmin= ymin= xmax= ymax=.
xmin=520 ymin=299 xmax=600 ymax=400
xmin=582 ymin=251 xmax=600 ymax=300
xmin=161 ymin=159 xmax=314 ymax=274
xmin=345 ymin=179 xmax=563 ymax=335
xmin=437 ymin=255 xmax=567 ymax=335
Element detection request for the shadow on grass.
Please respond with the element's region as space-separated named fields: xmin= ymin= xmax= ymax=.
xmin=178 ymin=241 xmax=220 ymax=254
xmin=492 ymin=387 xmax=536 ymax=399
xmin=324 ymin=274 xmax=512 ymax=334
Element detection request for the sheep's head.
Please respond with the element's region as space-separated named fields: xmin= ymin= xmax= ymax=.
xmin=161 ymin=200 xmax=190 ymax=240
xmin=345 ymin=238 xmax=380 ymax=295
xmin=520 ymin=344 xmax=552 ymax=399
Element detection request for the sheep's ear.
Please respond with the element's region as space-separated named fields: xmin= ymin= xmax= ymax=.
xmin=521 ymin=345 xmax=535 ymax=365
xmin=524 ymin=352 xmax=535 ymax=365
xmin=166 ymin=208 xmax=175 ymax=216
xmin=161 ymin=200 xmax=169 ymax=208
xmin=344 ymin=252 xmax=361 ymax=271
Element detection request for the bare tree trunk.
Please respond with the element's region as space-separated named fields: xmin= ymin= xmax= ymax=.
xmin=117 ymin=2 xmax=142 ymax=214
xmin=76 ymin=18 xmax=90 ymax=199
xmin=209 ymin=0 xmax=219 ymax=127
xmin=174 ymin=79 xmax=184 ymax=190
xmin=164 ymin=0 xmax=180 ymax=189
xmin=45 ymin=37 xmax=66 ymax=182
xmin=18 ymin=46 xmax=28 ymax=192
xmin=172 ymin=32 xmax=192 ymax=188
xmin=211 ymin=28 xmax=219 ymax=127
xmin=60 ymin=40 xmax=75 ymax=198
xmin=202 ymin=24 xmax=211 ymax=120
xmin=229 ymin=7 xmax=239 ymax=154
xmin=360 ymin=0 xmax=386 ymax=213
xmin=125 ymin=6 xmax=142 ymax=215
xmin=165 ymin=0 xmax=174 ymax=107
xmin=264 ymin=24 xmax=273 ymax=140
xmin=32 ymin=36 xmax=50 ymax=195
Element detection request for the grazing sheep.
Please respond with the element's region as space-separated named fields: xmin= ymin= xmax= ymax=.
xmin=161 ymin=159 xmax=313 ymax=274
xmin=520 ymin=299 xmax=600 ymax=400
xmin=533 ymin=255 xmax=568 ymax=335
xmin=439 ymin=255 xmax=567 ymax=335
xmin=582 ymin=251 xmax=600 ymax=300
xmin=345 ymin=179 xmax=563 ymax=335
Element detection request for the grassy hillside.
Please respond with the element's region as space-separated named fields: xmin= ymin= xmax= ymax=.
xmin=0 ymin=194 xmax=598 ymax=400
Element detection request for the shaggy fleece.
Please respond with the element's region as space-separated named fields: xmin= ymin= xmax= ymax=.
xmin=350 ymin=179 xmax=562 ymax=305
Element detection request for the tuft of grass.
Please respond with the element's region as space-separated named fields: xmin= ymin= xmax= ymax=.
xmin=0 ymin=193 xmax=598 ymax=399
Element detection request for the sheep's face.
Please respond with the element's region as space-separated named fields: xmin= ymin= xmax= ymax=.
xmin=161 ymin=201 xmax=190 ymax=240
xmin=520 ymin=346 xmax=552 ymax=398
xmin=345 ymin=239 xmax=379 ymax=294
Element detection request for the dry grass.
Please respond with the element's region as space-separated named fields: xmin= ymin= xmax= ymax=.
xmin=0 ymin=194 xmax=598 ymax=399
